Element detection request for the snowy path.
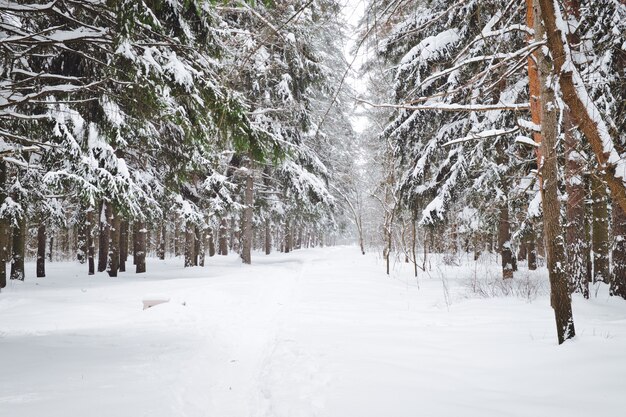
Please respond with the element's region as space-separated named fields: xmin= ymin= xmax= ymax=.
xmin=1 ymin=247 xmax=625 ymax=417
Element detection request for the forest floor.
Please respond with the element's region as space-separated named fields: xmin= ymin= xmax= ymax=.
xmin=1 ymin=246 xmax=625 ymax=417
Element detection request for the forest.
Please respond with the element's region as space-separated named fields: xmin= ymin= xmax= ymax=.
xmin=1 ymin=0 xmax=626 ymax=415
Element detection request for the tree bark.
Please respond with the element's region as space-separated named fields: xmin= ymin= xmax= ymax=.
xmin=135 ymin=221 xmax=147 ymax=273
xmin=119 ymin=219 xmax=128 ymax=272
xmin=591 ymin=175 xmax=610 ymax=283
xmin=193 ymin=226 xmax=200 ymax=266
xmin=98 ymin=201 xmax=110 ymax=272
xmin=611 ymin=203 xmax=626 ymax=299
xmin=537 ymin=0 xmax=626 ymax=217
xmin=184 ymin=223 xmax=194 ymax=268
xmin=107 ymin=208 xmax=120 ymax=277
xmin=87 ymin=208 xmax=95 ymax=275
xmin=208 ymin=228 xmax=216 ymax=257
xmin=534 ymin=0 xmax=575 ymax=344
xmin=498 ymin=204 xmax=514 ymax=279
xmin=157 ymin=219 xmax=165 ymax=260
xmin=265 ymin=220 xmax=271 ymax=255
xmin=10 ymin=211 xmax=26 ymax=281
xmin=284 ymin=219 xmax=292 ymax=254
xmin=241 ymin=161 xmax=254 ymax=265
xmin=218 ymin=217 xmax=229 ymax=255
xmin=37 ymin=224 xmax=46 ymax=278
xmin=565 ymin=118 xmax=589 ymax=295
xmin=0 ymin=161 xmax=9 ymax=288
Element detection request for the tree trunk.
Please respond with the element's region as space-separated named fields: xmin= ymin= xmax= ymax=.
xmin=157 ymin=219 xmax=165 ymax=260
xmin=611 ymin=203 xmax=626 ymax=299
xmin=537 ymin=0 xmax=626 ymax=217
xmin=498 ymin=204 xmax=514 ymax=279
xmin=37 ymin=224 xmax=46 ymax=278
xmin=119 ymin=219 xmax=128 ymax=272
xmin=565 ymin=121 xmax=589 ymax=295
xmin=241 ymin=163 xmax=254 ymax=264
xmin=591 ymin=175 xmax=610 ymax=283
xmin=527 ymin=223 xmax=538 ymax=271
xmin=265 ymin=220 xmax=271 ymax=255
xmin=219 ymin=217 xmax=228 ymax=256
xmin=284 ymin=219 xmax=291 ymax=254
xmin=534 ymin=0 xmax=575 ymax=344
xmin=0 ymin=161 xmax=9 ymax=288
xmin=107 ymin=208 xmax=120 ymax=277
xmin=135 ymin=221 xmax=147 ymax=273
xmin=10 ymin=212 xmax=26 ymax=281
xmin=98 ymin=201 xmax=110 ymax=272
xmin=87 ymin=208 xmax=95 ymax=275
xmin=193 ymin=226 xmax=200 ymax=266
xmin=199 ymin=229 xmax=206 ymax=267
xmin=184 ymin=223 xmax=194 ymax=268
xmin=77 ymin=211 xmax=87 ymax=264
xmin=208 ymin=228 xmax=216 ymax=257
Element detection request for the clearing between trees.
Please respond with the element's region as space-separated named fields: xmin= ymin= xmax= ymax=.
xmin=1 ymin=246 xmax=624 ymax=417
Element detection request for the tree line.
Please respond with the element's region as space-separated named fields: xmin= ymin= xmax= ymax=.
xmin=0 ymin=0 xmax=357 ymax=286
xmin=355 ymin=0 xmax=626 ymax=344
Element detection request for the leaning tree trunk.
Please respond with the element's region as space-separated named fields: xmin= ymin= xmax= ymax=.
xmin=498 ymin=203 xmax=514 ymax=279
xmin=534 ymin=0 xmax=575 ymax=344
xmin=37 ymin=224 xmax=46 ymax=278
xmin=611 ymin=203 xmax=626 ymax=299
xmin=591 ymin=175 xmax=610 ymax=283
xmin=135 ymin=221 xmax=147 ymax=273
xmin=241 ymin=162 xmax=254 ymax=265
xmin=107 ymin=208 xmax=120 ymax=277
xmin=98 ymin=201 xmax=110 ymax=272
xmin=537 ymin=0 xmax=626 ymax=217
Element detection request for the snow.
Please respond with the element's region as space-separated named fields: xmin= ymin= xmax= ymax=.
xmin=1 ymin=247 xmax=625 ymax=417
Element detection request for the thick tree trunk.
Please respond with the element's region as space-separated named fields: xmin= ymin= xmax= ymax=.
xmin=10 ymin=212 xmax=26 ymax=281
xmin=87 ymin=208 xmax=95 ymax=275
xmin=107 ymin=209 xmax=120 ymax=277
xmin=498 ymin=204 xmax=514 ymax=279
xmin=218 ymin=217 xmax=228 ymax=256
xmin=611 ymin=204 xmax=626 ymax=299
xmin=537 ymin=0 xmax=626 ymax=217
xmin=119 ymin=219 xmax=128 ymax=272
xmin=534 ymin=0 xmax=575 ymax=344
xmin=37 ymin=224 xmax=46 ymax=278
xmin=135 ymin=221 xmax=147 ymax=273
xmin=241 ymin=163 xmax=253 ymax=265
xmin=98 ymin=202 xmax=110 ymax=272
xmin=591 ymin=176 xmax=610 ymax=283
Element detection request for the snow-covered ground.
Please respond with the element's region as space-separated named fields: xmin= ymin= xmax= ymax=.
xmin=1 ymin=246 xmax=625 ymax=417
